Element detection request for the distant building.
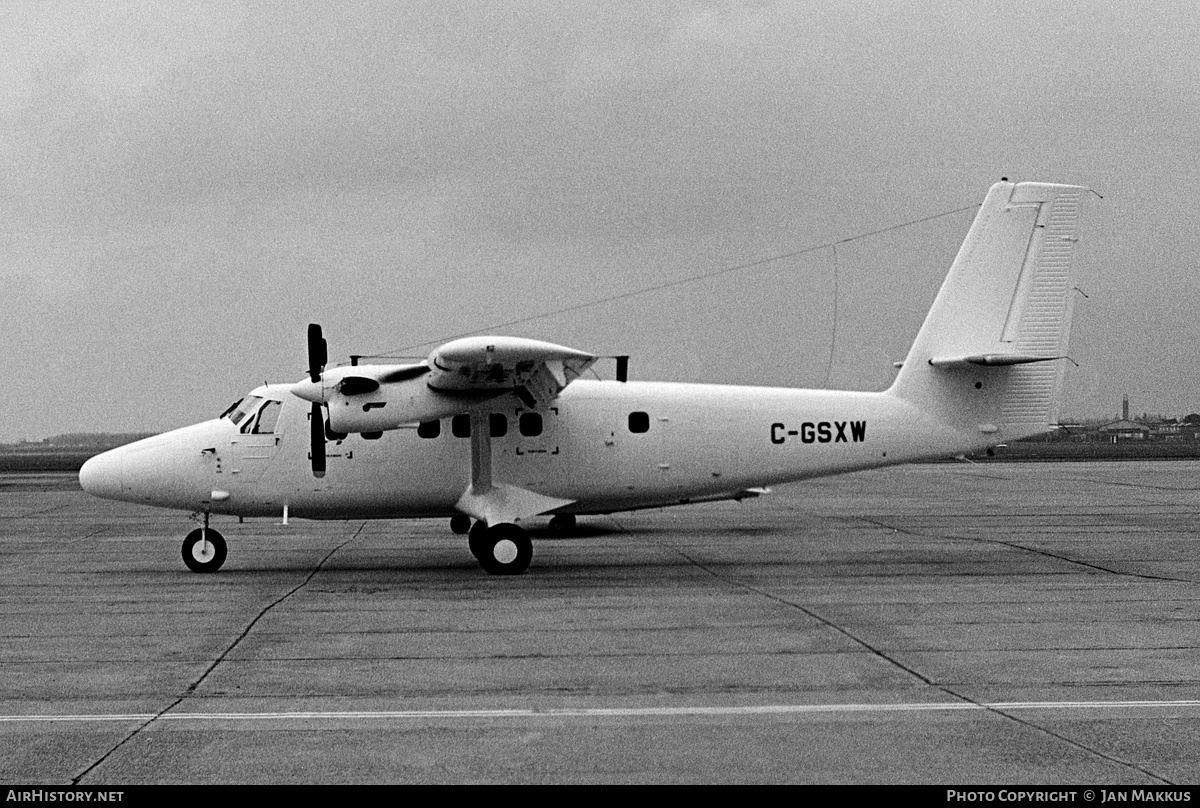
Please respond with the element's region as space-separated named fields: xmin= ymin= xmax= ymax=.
xmin=1097 ymin=419 xmax=1150 ymax=443
xmin=1178 ymin=414 xmax=1200 ymax=440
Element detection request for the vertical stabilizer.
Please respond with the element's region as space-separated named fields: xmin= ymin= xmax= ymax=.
xmin=888 ymin=181 xmax=1088 ymax=442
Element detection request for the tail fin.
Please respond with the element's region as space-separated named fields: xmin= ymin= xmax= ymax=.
xmin=888 ymin=181 xmax=1089 ymax=441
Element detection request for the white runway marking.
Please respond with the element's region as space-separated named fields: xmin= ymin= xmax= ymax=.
xmin=4 ymin=700 xmax=1200 ymax=724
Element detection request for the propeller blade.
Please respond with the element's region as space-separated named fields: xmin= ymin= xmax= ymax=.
xmin=310 ymin=402 xmax=326 ymax=478
xmin=307 ymin=323 xmax=327 ymax=384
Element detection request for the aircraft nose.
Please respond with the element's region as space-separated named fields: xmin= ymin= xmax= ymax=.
xmin=79 ymin=448 xmax=124 ymax=500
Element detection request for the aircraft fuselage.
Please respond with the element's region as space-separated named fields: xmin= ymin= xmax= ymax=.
xmin=82 ymin=378 xmax=973 ymax=521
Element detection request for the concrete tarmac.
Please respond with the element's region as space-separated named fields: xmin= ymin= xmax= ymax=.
xmin=1 ymin=462 xmax=1198 ymax=784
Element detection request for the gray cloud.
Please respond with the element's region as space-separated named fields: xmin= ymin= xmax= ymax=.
xmin=3 ymin=1 xmax=1199 ymax=439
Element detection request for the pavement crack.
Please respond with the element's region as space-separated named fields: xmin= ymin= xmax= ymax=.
xmin=940 ymin=686 xmax=1177 ymax=785
xmin=661 ymin=542 xmax=944 ymax=687
xmin=181 ymin=524 xmax=365 ymax=697
xmin=2 ymin=505 xmax=71 ymax=519
xmin=860 ymin=517 xmax=1197 ymax=584
xmin=70 ymin=523 xmax=365 ymax=785
xmin=1058 ymin=473 xmax=1200 ymax=494
xmin=665 ymin=541 xmax=1181 ymax=785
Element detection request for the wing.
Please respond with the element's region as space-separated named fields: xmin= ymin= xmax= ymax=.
xmin=294 ymin=336 xmax=598 ymax=434
xmin=427 ymin=336 xmax=597 ymax=409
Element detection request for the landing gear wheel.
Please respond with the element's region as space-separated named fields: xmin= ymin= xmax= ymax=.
xmin=477 ymin=523 xmax=533 ymax=575
xmin=182 ymin=528 xmax=227 ymax=573
xmin=467 ymin=520 xmax=490 ymax=561
xmin=450 ymin=514 xmax=472 ymax=535
xmin=548 ymin=514 xmax=576 ymax=535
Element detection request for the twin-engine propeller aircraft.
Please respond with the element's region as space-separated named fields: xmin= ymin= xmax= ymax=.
xmin=81 ymin=181 xmax=1090 ymax=575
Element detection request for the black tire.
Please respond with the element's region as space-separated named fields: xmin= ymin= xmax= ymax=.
xmin=450 ymin=514 xmax=472 ymax=535
xmin=468 ymin=520 xmax=490 ymax=560
xmin=182 ymin=528 xmax=227 ymax=573
xmin=478 ymin=523 xmax=533 ymax=575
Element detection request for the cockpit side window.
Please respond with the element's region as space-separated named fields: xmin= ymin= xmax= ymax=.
xmin=251 ymin=400 xmax=282 ymax=434
xmin=224 ymin=395 xmax=264 ymax=427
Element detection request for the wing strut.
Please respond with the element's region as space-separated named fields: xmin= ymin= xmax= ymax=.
xmin=468 ymin=410 xmax=492 ymax=493
xmin=454 ymin=410 xmax=573 ymax=526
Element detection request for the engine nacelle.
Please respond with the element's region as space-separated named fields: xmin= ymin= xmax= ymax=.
xmin=290 ymin=336 xmax=597 ymax=434
xmin=326 ymin=376 xmax=500 ymax=433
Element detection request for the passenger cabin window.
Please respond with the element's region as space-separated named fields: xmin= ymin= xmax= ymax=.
xmin=628 ymin=411 xmax=650 ymax=433
xmin=418 ymin=420 xmax=440 ymax=439
xmin=519 ymin=412 xmax=543 ymax=437
xmin=449 ymin=414 xmax=509 ymax=438
xmin=251 ymin=400 xmax=282 ymax=434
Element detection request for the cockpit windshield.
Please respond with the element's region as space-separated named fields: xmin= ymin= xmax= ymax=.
xmin=222 ymin=395 xmax=263 ymax=426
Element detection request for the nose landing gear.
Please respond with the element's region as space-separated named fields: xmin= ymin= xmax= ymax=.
xmin=182 ymin=526 xmax=227 ymax=573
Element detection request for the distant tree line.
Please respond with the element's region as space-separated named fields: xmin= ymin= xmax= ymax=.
xmin=1 ymin=433 xmax=156 ymax=450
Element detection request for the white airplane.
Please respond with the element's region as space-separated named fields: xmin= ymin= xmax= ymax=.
xmin=80 ymin=181 xmax=1090 ymax=575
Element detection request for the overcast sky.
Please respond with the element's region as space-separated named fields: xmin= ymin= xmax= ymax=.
xmin=3 ymin=1 xmax=1198 ymax=441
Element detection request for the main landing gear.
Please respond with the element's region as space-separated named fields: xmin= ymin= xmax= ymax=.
xmin=548 ymin=513 xmax=576 ymax=535
xmin=466 ymin=520 xmax=533 ymax=575
xmin=182 ymin=526 xmax=227 ymax=573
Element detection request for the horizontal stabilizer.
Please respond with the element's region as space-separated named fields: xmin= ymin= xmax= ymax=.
xmin=928 ymin=354 xmax=1063 ymax=369
xmin=683 ymin=488 xmax=770 ymax=504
